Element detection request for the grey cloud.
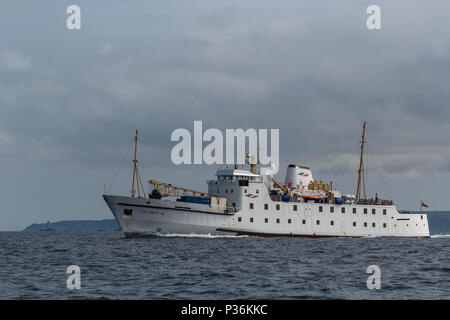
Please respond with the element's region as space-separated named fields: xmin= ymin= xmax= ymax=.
xmin=0 ymin=49 xmax=31 ymax=71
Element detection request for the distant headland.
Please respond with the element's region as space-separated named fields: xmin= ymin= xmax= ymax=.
xmin=23 ymin=219 xmax=120 ymax=232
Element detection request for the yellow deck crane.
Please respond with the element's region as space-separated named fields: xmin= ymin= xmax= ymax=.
xmin=271 ymin=177 xmax=291 ymax=196
xmin=148 ymin=179 xmax=211 ymax=198
xmin=308 ymin=180 xmax=335 ymax=199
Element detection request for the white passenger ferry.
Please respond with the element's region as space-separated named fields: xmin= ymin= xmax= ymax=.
xmin=103 ymin=123 xmax=429 ymax=238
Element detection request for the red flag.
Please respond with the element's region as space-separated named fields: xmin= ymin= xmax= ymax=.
xmin=421 ymin=201 xmax=429 ymax=208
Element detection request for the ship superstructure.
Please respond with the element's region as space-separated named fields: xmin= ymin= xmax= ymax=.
xmin=103 ymin=125 xmax=430 ymax=238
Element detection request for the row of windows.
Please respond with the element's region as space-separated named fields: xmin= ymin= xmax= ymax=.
xmin=238 ymin=217 xmax=387 ymax=228
xmin=250 ymin=203 xmax=387 ymax=215
xmin=215 ymin=188 xmax=260 ymax=194
xmin=218 ymin=175 xmax=257 ymax=181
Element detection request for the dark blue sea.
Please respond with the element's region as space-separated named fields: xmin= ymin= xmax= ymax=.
xmin=0 ymin=232 xmax=449 ymax=299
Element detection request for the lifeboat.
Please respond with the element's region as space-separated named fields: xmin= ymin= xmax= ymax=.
xmin=302 ymin=194 xmax=323 ymax=200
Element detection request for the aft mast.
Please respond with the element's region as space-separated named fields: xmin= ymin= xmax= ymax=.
xmin=131 ymin=130 xmax=146 ymax=198
xmin=356 ymin=121 xmax=367 ymax=201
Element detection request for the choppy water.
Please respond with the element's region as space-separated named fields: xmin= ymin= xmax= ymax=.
xmin=0 ymin=232 xmax=449 ymax=299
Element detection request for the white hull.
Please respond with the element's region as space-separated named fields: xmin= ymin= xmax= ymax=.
xmin=103 ymin=194 xmax=430 ymax=238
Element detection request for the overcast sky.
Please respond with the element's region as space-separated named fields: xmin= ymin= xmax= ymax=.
xmin=1 ymin=0 xmax=450 ymax=230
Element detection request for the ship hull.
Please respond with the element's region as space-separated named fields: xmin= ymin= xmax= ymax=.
xmin=103 ymin=195 xmax=430 ymax=238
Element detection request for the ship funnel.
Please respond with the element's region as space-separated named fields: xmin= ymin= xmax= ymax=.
xmin=285 ymin=164 xmax=314 ymax=189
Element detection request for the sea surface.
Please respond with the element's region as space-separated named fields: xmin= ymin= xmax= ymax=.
xmin=0 ymin=231 xmax=449 ymax=300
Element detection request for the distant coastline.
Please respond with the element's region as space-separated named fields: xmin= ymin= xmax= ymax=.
xmin=23 ymin=219 xmax=121 ymax=232
xmin=422 ymin=211 xmax=450 ymax=234
xmin=20 ymin=211 xmax=450 ymax=234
